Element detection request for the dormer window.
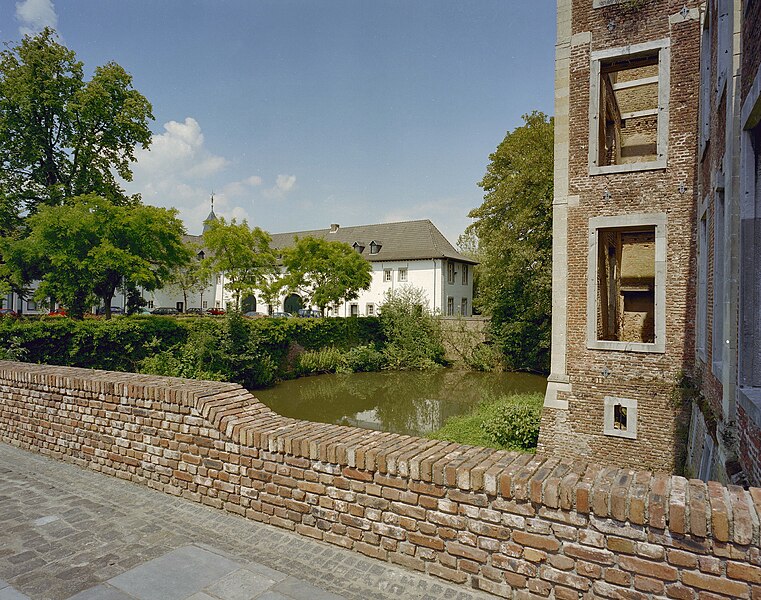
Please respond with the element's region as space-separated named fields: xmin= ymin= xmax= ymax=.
xmin=369 ymin=240 xmax=382 ymax=255
xmin=352 ymin=241 xmax=365 ymax=254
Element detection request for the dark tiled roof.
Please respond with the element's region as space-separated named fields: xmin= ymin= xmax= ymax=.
xmin=268 ymin=220 xmax=477 ymax=264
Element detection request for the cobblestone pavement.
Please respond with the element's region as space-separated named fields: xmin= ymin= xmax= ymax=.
xmin=0 ymin=443 xmax=495 ymax=600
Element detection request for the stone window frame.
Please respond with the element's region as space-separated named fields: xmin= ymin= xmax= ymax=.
xmin=603 ymin=396 xmax=638 ymax=440
xmin=588 ymin=38 xmax=671 ymax=176
xmin=586 ymin=213 xmax=667 ymax=353
xmin=398 ymin=267 xmax=408 ymax=282
xmin=366 ymin=303 xmax=374 ymax=316
xmin=699 ymin=4 xmax=712 ymax=157
xmin=383 ymin=268 xmax=392 ymax=283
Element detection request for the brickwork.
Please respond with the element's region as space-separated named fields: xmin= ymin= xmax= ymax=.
xmin=539 ymin=0 xmax=701 ymax=473
xmin=738 ymin=401 xmax=761 ymax=490
xmin=741 ymin=1 xmax=761 ymax=104
xmin=2 ymin=361 xmax=761 ymax=598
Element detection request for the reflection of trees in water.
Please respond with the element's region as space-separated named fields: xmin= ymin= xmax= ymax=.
xmin=255 ymin=370 xmax=546 ymax=437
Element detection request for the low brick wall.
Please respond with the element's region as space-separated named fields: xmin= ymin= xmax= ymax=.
xmin=1 ymin=361 xmax=760 ymax=599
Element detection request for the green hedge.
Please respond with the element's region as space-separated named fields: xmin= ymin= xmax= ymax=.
xmin=0 ymin=315 xmax=383 ymax=383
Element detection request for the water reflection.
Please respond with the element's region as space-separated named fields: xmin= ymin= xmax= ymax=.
xmin=254 ymin=370 xmax=546 ymax=437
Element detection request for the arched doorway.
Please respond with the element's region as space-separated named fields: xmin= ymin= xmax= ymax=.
xmin=241 ymin=294 xmax=256 ymax=313
xmin=284 ymin=293 xmax=302 ymax=314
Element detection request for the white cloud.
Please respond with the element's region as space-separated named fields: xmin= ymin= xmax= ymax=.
xmin=123 ymin=117 xmax=264 ymax=234
xmin=264 ymin=174 xmax=297 ymax=199
xmin=133 ymin=117 xmax=229 ymax=180
xmin=15 ymin=0 xmax=57 ymax=37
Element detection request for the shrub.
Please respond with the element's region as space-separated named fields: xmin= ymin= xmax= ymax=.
xmin=340 ymin=344 xmax=385 ymax=373
xmin=379 ymin=286 xmax=445 ymax=370
xmin=297 ymin=347 xmax=344 ymax=374
xmin=481 ymin=393 xmax=543 ymax=450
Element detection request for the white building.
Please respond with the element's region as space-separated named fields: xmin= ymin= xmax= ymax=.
xmin=2 ymin=215 xmax=477 ymax=318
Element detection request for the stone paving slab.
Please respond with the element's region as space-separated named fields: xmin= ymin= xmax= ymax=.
xmin=0 ymin=443 xmax=495 ymax=600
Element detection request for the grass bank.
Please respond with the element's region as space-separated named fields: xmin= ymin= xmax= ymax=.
xmin=428 ymin=392 xmax=543 ymax=452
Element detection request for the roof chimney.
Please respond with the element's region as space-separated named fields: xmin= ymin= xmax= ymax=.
xmin=329 ymin=223 xmax=340 ymax=233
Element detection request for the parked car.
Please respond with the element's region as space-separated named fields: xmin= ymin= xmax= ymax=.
xmin=184 ymin=307 xmax=204 ymax=315
xmin=0 ymin=308 xmax=19 ymax=318
xmin=297 ymin=308 xmax=321 ymax=318
xmin=206 ymin=307 xmax=226 ymax=316
xmin=151 ymin=307 xmax=179 ymax=315
xmin=47 ymin=308 xmax=67 ymax=317
xmin=271 ymin=312 xmax=293 ymax=318
xmin=95 ymin=306 xmax=124 ymax=315
xmin=242 ymin=311 xmax=267 ymax=319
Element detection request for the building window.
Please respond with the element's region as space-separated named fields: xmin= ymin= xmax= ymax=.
xmin=460 ymin=298 xmax=468 ymax=316
xmin=370 ymin=241 xmax=382 ymax=255
xmin=398 ymin=268 xmax=408 ymax=282
xmin=350 ymin=303 xmax=359 ymax=317
xmin=366 ymin=303 xmax=374 ymax=316
xmin=383 ymin=269 xmax=392 ymax=282
xmin=202 ymin=300 xmax=207 ymax=309
xmin=587 ymin=214 xmax=666 ymax=353
xmin=447 ymin=262 xmax=456 ymax=285
xmin=604 ymin=396 xmax=638 ymax=439
xmin=462 ymin=265 xmax=468 ymax=285
xmin=713 ymin=189 xmax=726 ymax=375
xmin=26 ymin=300 xmax=37 ymax=311
xmin=589 ymin=39 xmax=670 ymax=174
xmin=447 ymin=297 xmax=454 ymax=316
xmin=352 ymin=242 xmax=365 ymax=254
xmin=147 ymin=300 xmax=154 ymax=309
xmin=697 ymin=206 xmax=709 ymax=360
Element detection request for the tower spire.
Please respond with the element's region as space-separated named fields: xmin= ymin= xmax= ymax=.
xmin=202 ymin=192 xmax=218 ymax=234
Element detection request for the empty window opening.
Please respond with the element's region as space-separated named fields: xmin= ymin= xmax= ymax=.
xmin=604 ymin=396 xmax=637 ymax=439
xmin=598 ymin=52 xmax=660 ymax=167
xmin=597 ymin=227 xmax=656 ymax=344
xmin=613 ymin=404 xmax=628 ymax=430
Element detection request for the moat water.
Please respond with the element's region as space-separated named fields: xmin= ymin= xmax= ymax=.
xmin=254 ymin=370 xmax=547 ymax=437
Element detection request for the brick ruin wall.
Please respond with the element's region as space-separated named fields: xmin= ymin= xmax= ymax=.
xmin=539 ymin=1 xmax=701 ymax=474
xmin=1 ymin=361 xmax=761 ymax=599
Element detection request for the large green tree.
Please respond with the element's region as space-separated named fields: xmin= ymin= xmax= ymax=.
xmin=281 ymin=237 xmax=372 ymax=316
xmin=0 ymin=28 xmax=153 ymax=227
xmin=1 ymin=194 xmax=190 ymax=319
xmin=202 ymin=217 xmax=277 ymax=311
xmin=166 ymin=243 xmax=212 ymax=312
xmin=468 ymin=111 xmax=553 ymax=373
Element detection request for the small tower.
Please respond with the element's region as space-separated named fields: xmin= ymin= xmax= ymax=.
xmin=202 ymin=193 xmax=218 ymax=234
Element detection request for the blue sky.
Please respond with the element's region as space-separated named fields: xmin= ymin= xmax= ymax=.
xmin=2 ymin=0 xmax=556 ymax=243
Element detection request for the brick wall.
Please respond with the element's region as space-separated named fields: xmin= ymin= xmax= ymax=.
xmin=2 ymin=361 xmax=761 ymax=598
xmin=539 ymin=0 xmax=701 ymax=473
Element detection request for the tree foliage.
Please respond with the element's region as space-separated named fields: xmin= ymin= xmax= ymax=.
xmin=166 ymin=243 xmax=211 ymax=311
xmin=1 ymin=194 xmax=190 ymax=318
xmin=202 ymin=217 xmax=277 ymax=311
xmin=468 ymin=112 xmax=553 ymax=373
xmin=281 ymin=236 xmax=372 ymax=315
xmin=0 ymin=28 xmax=153 ymax=226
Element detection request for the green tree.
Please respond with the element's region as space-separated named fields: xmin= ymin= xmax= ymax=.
xmin=0 ymin=28 xmax=152 ymax=221
xmin=468 ymin=112 xmax=553 ymax=373
xmin=166 ymin=243 xmax=211 ymax=312
xmin=281 ymin=237 xmax=372 ymax=316
xmin=202 ymin=217 xmax=277 ymax=311
xmin=1 ymin=194 xmax=190 ymax=319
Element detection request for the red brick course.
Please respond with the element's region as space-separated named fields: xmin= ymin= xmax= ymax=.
xmin=1 ymin=361 xmax=761 ymax=597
